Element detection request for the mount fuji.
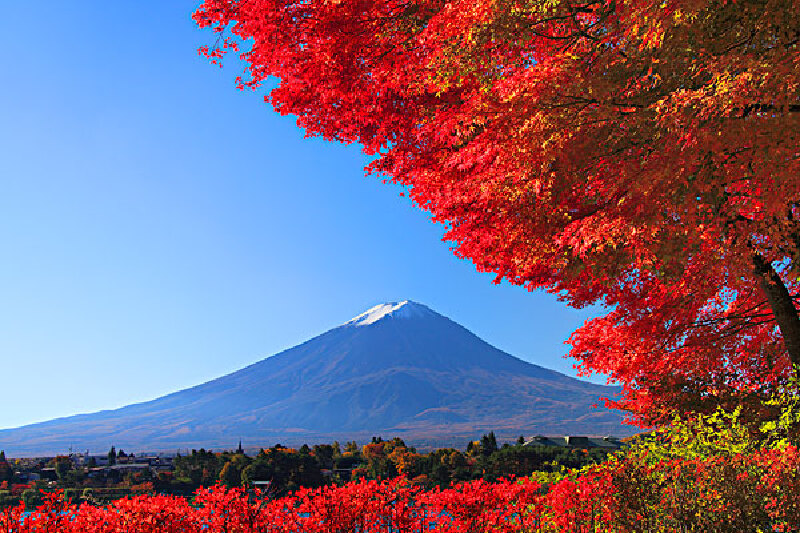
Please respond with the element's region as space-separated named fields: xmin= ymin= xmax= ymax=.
xmin=0 ymin=301 xmax=636 ymax=455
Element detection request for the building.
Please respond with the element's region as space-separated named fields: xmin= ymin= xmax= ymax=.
xmin=523 ymin=435 xmax=624 ymax=449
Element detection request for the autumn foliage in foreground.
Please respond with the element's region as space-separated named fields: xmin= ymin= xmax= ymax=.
xmin=2 ymin=443 xmax=798 ymax=533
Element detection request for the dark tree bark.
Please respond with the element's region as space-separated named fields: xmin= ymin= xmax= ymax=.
xmin=753 ymin=253 xmax=800 ymax=376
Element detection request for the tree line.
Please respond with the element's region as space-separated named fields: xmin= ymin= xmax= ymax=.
xmin=169 ymin=433 xmax=612 ymax=496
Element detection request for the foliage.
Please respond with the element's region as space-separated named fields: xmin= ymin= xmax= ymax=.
xmin=174 ymin=448 xmax=224 ymax=487
xmin=194 ymin=0 xmax=800 ymax=426
xmin=0 ymin=456 xmax=14 ymax=485
xmin=1 ymin=446 xmax=798 ymax=532
xmin=50 ymin=456 xmax=71 ymax=483
xmin=618 ymin=371 xmax=800 ymax=467
xmin=760 ymin=367 xmax=800 ymax=448
xmin=626 ymin=406 xmax=762 ymax=463
xmin=241 ymin=445 xmax=324 ymax=494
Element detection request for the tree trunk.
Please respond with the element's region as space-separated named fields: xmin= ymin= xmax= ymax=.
xmin=753 ymin=253 xmax=800 ymax=376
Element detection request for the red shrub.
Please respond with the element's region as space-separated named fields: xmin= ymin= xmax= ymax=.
xmin=0 ymin=447 xmax=797 ymax=532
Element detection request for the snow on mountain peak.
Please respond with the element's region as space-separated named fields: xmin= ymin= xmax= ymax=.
xmin=345 ymin=300 xmax=433 ymax=326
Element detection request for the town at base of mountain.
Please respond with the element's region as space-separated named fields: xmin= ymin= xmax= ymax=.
xmin=0 ymin=432 xmax=631 ymax=508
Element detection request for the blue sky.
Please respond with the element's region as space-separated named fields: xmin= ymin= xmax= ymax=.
xmin=0 ymin=1 xmax=607 ymax=430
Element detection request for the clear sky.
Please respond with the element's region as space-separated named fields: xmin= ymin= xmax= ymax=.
xmin=0 ymin=1 xmax=608 ymax=430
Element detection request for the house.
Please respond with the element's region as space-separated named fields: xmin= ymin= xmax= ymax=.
xmin=523 ymin=435 xmax=624 ymax=449
xmin=524 ymin=436 xmax=564 ymax=447
xmin=107 ymin=464 xmax=151 ymax=474
xmin=14 ymin=472 xmax=40 ymax=482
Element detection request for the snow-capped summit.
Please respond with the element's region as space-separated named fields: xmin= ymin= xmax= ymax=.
xmin=344 ymin=300 xmax=434 ymax=326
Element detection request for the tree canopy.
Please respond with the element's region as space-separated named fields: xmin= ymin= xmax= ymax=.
xmin=194 ymin=0 xmax=800 ymax=426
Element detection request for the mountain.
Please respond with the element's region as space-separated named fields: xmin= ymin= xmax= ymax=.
xmin=0 ymin=301 xmax=636 ymax=456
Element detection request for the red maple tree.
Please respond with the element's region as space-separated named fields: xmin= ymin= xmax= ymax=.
xmin=194 ymin=0 xmax=800 ymax=424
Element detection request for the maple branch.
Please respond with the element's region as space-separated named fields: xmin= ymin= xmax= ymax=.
xmin=655 ymin=300 xmax=773 ymax=351
xmin=688 ymin=310 xmax=773 ymax=329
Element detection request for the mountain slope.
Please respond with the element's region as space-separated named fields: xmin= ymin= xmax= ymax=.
xmin=0 ymin=301 xmax=635 ymax=455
